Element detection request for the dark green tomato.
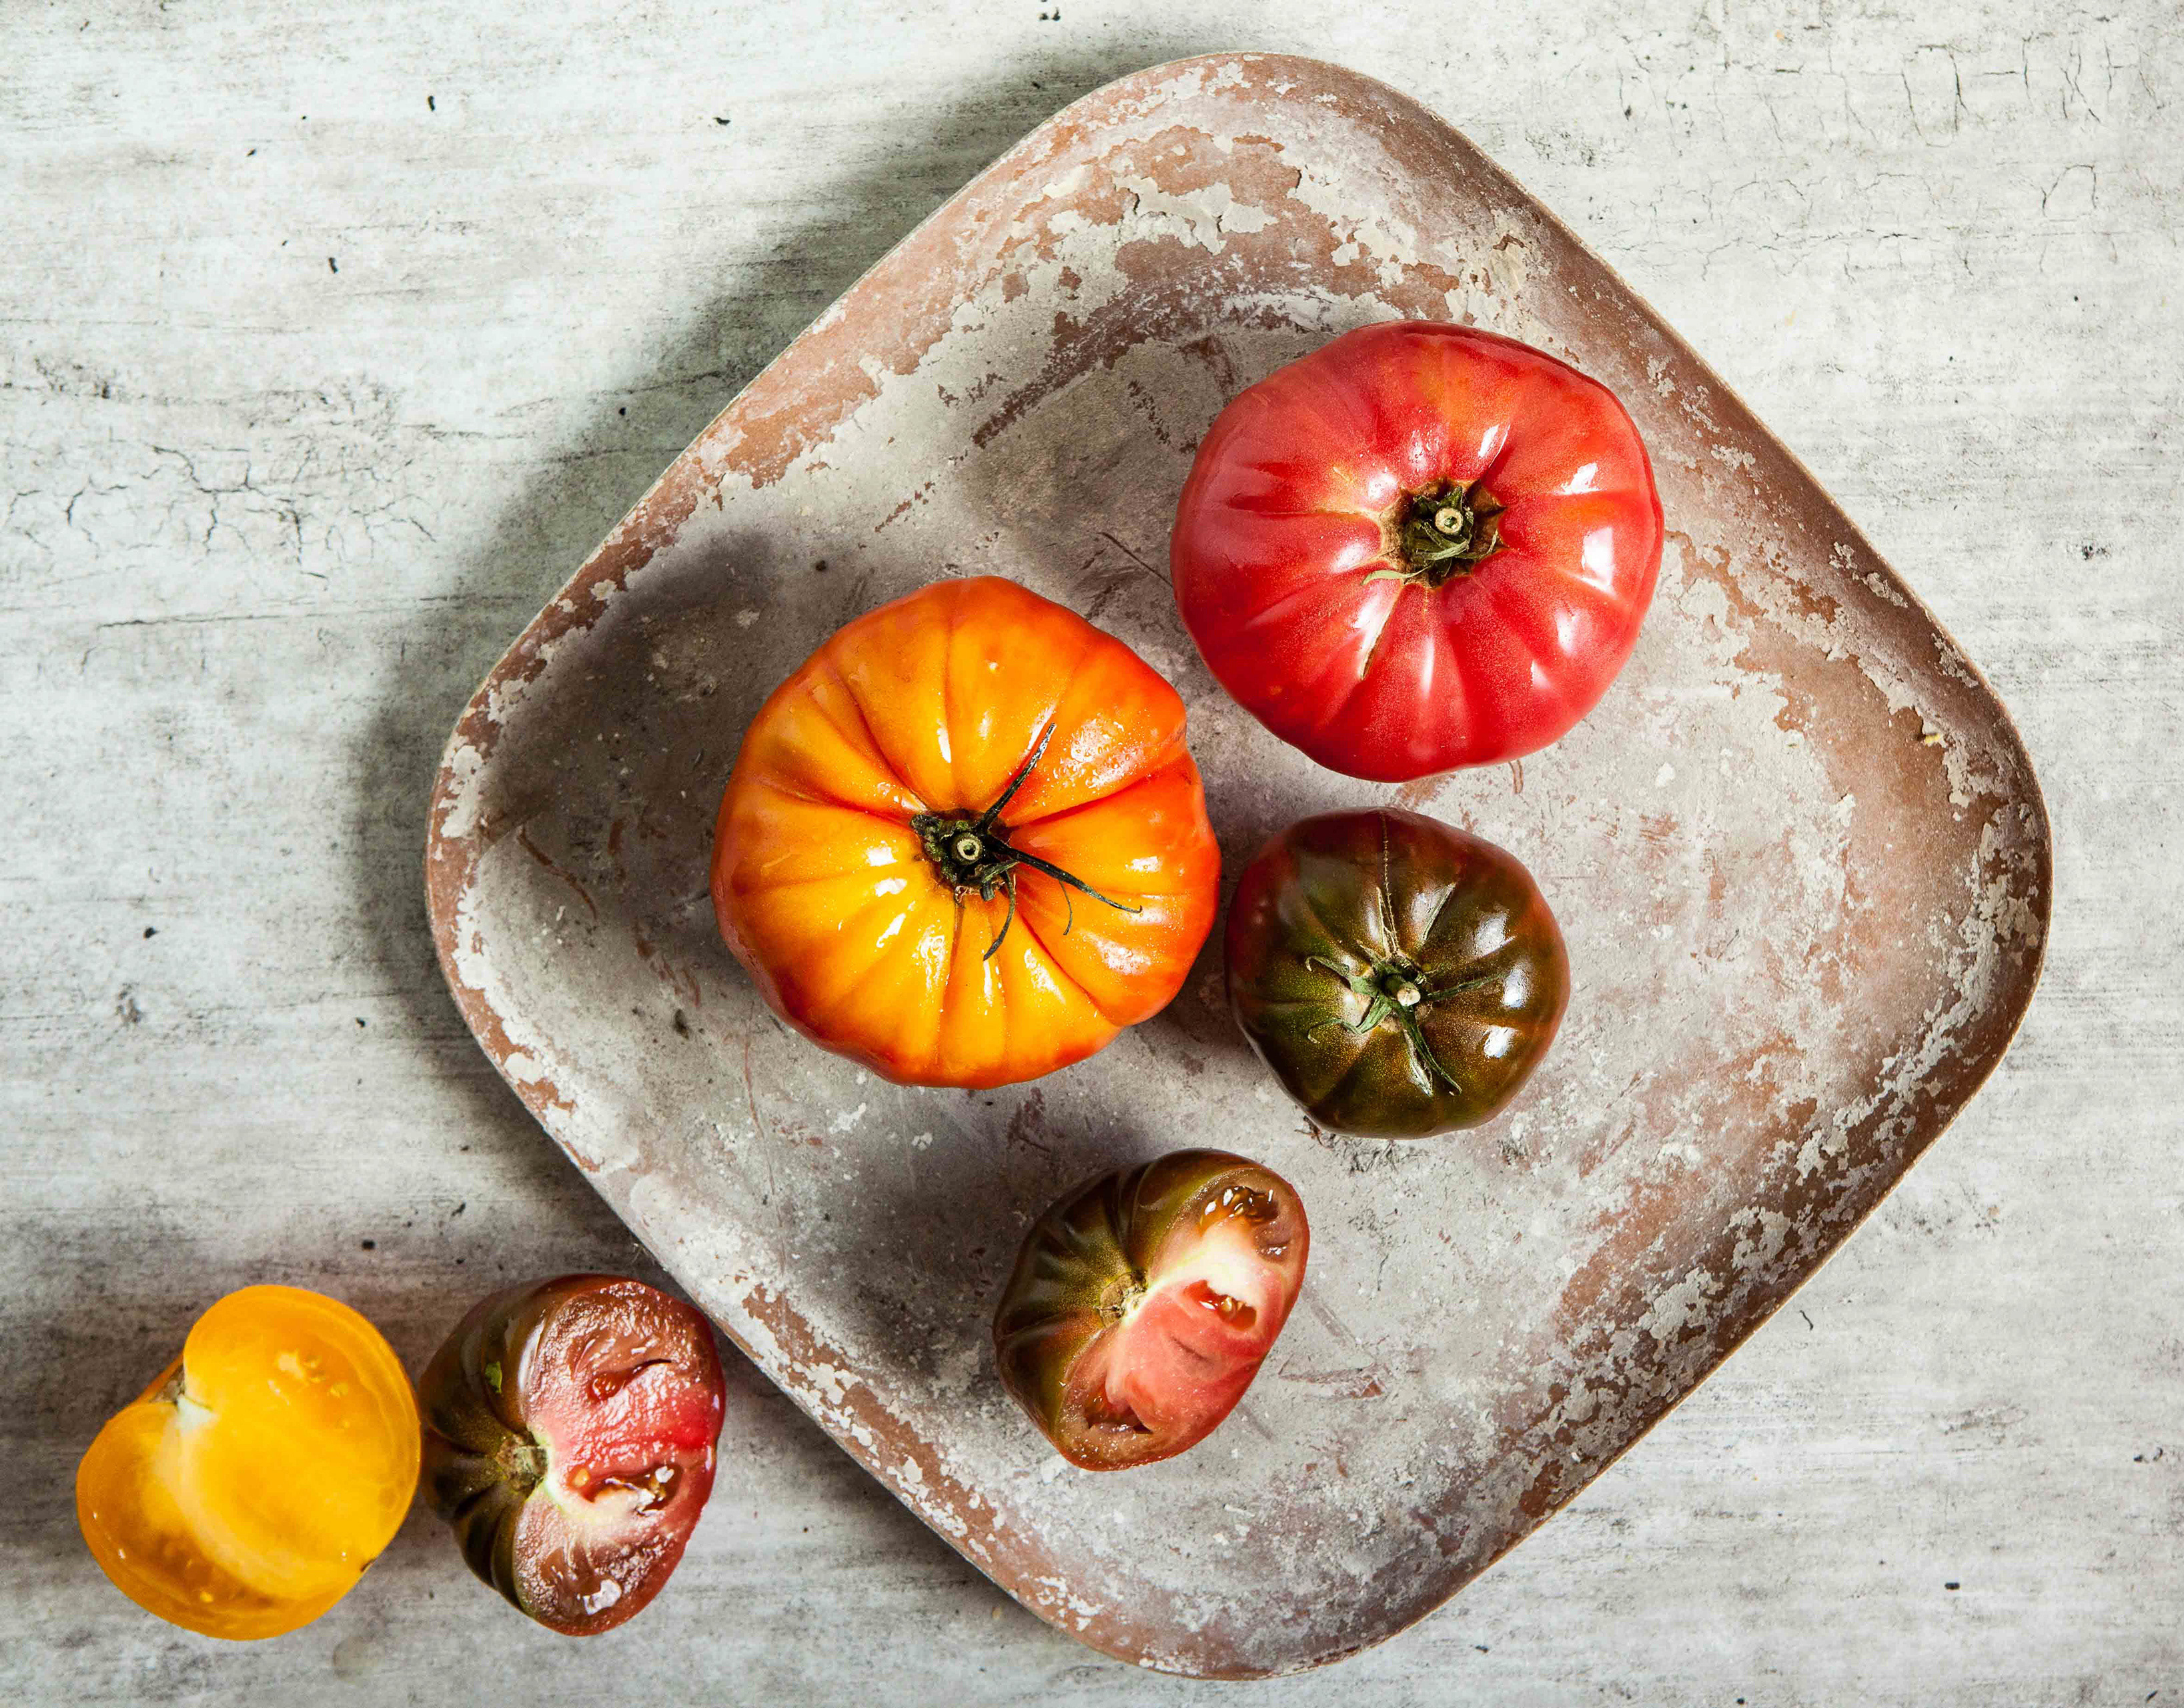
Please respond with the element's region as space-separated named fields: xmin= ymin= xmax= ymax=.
xmin=419 ymin=1274 xmax=725 ymax=1635
xmin=994 ymin=1150 xmax=1308 ymax=1471
xmin=1226 ymin=808 xmax=1568 ymax=1139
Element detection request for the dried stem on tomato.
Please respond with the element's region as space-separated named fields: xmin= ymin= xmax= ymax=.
xmin=1376 ymin=476 xmax=1508 ymax=586
xmin=909 ymin=721 xmax=1141 ymax=960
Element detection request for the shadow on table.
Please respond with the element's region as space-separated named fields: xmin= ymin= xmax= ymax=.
xmin=327 ymin=31 xmax=1249 ymax=1654
xmin=11 ymin=32 xmax=1258 ymax=1677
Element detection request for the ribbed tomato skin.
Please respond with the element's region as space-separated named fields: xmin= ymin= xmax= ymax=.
xmin=712 ymin=576 xmax=1220 ymax=1088
xmin=1171 ymin=322 xmax=1664 ymax=781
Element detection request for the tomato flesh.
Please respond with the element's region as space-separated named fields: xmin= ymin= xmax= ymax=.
xmin=994 ymin=1153 xmax=1308 ymax=1471
xmin=1171 ymin=322 xmax=1664 ymax=781
xmin=1069 ymin=1206 xmax=1288 ymax=1444
xmin=75 ymin=1286 xmax=420 ymax=1641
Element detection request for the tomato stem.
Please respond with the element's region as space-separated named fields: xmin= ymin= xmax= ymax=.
xmin=1380 ymin=478 xmax=1506 ymax=586
xmin=1303 ymin=952 xmax=1492 ymax=1094
xmin=496 ymin=1434 xmax=549 ymax=1494
xmin=1099 ymin=1269 xmax=1148 ymax=1326
xmin=910 ymin=721 xmax=1141 ymax=960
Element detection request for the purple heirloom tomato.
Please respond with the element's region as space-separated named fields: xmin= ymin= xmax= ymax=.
xmin=420 ymin=1275 xmax=725 ymax=1635
xmin=995 ymin=1151 xmax=1308 ymax=1471
xmin=1227 ymin=809 xmax=1568 ymax=1139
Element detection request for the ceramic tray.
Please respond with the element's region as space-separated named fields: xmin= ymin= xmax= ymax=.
xmin=424 ymin=54 xmax=2050 ymax=1677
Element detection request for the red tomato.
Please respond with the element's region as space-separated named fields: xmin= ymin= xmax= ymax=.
xmin=993 ymin=1151 xmax=1308 ymax=1471
xmin=1170 ymin=322 xmax=1664 ymax=781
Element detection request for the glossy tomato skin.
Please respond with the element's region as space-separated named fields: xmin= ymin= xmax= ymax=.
xmin=1227 ymin=809 xmax=1568 ymax=1139
xmin=1171 ymin=322 xmax=1664 ymax=781
xmin=712 ymin=576 xmax=1220 ymax=1089
xmin=994 ymin=1150 xmax=1308 ymax=1471
xmin=75 ymin=1286 xmax=420 ymax=1641
xmin=419 ymin=1275 xmax=725 ymax=1636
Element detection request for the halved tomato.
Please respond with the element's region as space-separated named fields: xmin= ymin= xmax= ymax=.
xmin=993 ymin=1151 xmax=1308 ymax=1470
xmin=75 ymin=1286 xmax=419 ymax=1641
xmin=418 ymin=1275 xmax=725 ymax=1635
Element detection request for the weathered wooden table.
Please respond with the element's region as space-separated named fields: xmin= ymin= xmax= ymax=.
xmin=4 ymin=3 xmax=2177 ymax=1702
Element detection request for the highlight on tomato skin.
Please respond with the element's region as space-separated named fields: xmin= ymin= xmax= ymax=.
xmin=418 ymin=1274 xmax=726 ymax=1636
xmin=74 ymin=1284 xmax=421 ymax=1641
xmin=993 ymin=1151 xmax=1309 ymax=1472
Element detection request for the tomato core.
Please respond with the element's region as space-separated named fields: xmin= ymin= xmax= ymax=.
xmin=1392 ymin=477 xmax=1506 ymax=586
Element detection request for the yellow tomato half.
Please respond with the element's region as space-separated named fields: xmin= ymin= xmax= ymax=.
xmin=77 ymin=1285 xmax=420 ymax=1640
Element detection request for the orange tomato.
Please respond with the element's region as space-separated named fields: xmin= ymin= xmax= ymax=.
xmin=77 ymin=1286 xmax=420 ymax=1641
xmin=712 ymin=576 xmax=1220 ymax=1088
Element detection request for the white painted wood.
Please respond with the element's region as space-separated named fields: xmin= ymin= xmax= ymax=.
xmin=2 ymin=1 xmax=2175 ymax=1701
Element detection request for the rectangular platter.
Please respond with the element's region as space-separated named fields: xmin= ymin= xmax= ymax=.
xmin=424 ymin=55 xmax=2050 ymax=1678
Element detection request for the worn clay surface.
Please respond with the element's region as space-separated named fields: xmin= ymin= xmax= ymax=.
xmin=424 ymin=55 xmax=2047 ymax=1676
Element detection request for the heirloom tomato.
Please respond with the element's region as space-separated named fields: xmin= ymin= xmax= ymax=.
xmin=1227 ymin=809 xmax=1568 ymax=1139
xmin=75 ymin=1285 xmax=419 ymax=1641
xmin=712 ymin=576 xmax=1219 ymax=1088
xmin=1171 ymin=321 xmax=1664 ymax=780
xmin=419 ymin=1275 xmax=726 ymax=1636
xmin=994 ymin=1150 xmax=1307 ymax=1471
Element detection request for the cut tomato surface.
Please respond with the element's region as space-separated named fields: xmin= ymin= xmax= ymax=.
xmin=994 ymin=1152 xmax=1308 ymax=1470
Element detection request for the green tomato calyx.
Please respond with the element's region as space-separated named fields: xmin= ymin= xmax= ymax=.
xmin=1303 ymin=952 xmax=1500 ymax=1095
